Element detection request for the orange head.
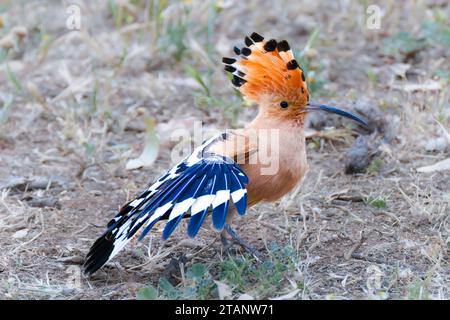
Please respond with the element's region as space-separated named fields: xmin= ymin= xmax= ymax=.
xmin=223 ymin=33 xmax=367 ymax=126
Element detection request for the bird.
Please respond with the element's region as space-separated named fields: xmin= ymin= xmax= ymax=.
xmin=83 ymin=32 xmax=367 ymax=275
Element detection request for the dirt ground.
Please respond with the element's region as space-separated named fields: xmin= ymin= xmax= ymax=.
xmin=0 ymin=1 xmax=449 ymax=300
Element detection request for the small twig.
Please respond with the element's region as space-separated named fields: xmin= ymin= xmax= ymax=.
xmin=308 ymin=225 xmax=324 ymax=251
xmin=185 ymin=238 xmax=217 ymax=259
xmin=127 ymin=238 xmax=210 ymax=272
xmin=0 ymin=191 xmax=15 ymax=215
xmin=179 ymin=261 xmax=186 ymax=287
xmin=350 ymin=253 xmax=387 ymax=265
xmin=344 ymin=230 xmax=366 ymax=260
xmin=397 ymin=185 xmax=431 ymax=216
xmin=56 ymin=256 xmax=84 ymax=264
xmin=368 ymin=208 xmax=401 ymax=226
xmin=72 ymin=224 xmax=90 ymax=236
xmin=295 ymin=206 xmax=309 ymax=252
xmin=329 ymin=205 xmax=365 ymax=224
xmin=259 ymin=220 xmax=288 ymax=234
xmin=333 ymin=195 xmax=365 ymax=202
xmin=11 ymin=212 xmax=45 ymax=254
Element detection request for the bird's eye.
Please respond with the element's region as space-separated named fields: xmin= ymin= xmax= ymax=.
xmin=280 ymin=101 xmax=289 ymax=109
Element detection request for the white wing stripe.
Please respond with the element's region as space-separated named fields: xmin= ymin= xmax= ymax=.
xmin=147 ymin=202 xmax=173 ymax=225
xmin=212 ymin=190 xmax=230 ymax=208
xmin=129 ymin=198 xmax=144 ymax=207
xmin=191 ymin=195 xmax=215 ymax=215
xmin=168 ymin=198 xmax=196 ymax=221
xmin=231 ymin=189 xmax=247 ymax=203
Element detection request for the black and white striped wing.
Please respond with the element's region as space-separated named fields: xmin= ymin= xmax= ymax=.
xmin=83 ymin=133 xmax=249 ymax=274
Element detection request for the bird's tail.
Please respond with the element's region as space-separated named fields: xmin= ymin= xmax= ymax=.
xmin=222 ymin=32 xmax=308 ymax=105
xmin=82 ymin=197 xmax=151 ymax=275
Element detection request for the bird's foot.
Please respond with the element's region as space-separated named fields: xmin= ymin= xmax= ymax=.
xmin=220 ymin=224 xmax=263 ymax=261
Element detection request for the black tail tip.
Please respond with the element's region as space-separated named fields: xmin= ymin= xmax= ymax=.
xmin=82 ymin=257 xmax=103 ymax=276
xmin=81 ymin=233 xmax=115 ymax=276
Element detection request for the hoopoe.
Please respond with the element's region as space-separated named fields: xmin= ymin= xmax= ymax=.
xmin=83 ymin=32 xmax=366 ymax=275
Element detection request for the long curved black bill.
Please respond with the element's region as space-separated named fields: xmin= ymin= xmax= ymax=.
xmin=306 ymin=103 xmax=367 ymax=126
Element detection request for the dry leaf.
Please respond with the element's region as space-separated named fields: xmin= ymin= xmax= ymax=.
xmin=389 ymin=63 xmax=410 ymax=78
xmin=0 ymin=34 xmax=14 ymax=50
xmin=214 ymin=280 xmax=233 ymax=300
xmin=425 ymin=137 xmax=448 ymax=152
xmin=435 ymin=120 xmax=450 ymax=145
xmin=270 ymin=289 xmax=301 ymax=300
xmin=417 ymin=120 xmax=450 ymax=173
xmin=156 ymin=116 xmax=197 ymax=148
xmin=11 ymin=25 xmax=27 ymax=39
xmin=390 ymin=80 xmax=441 ymax=92
xmin=126 ymin=117 xmax=160 ymax=170
xmin=237 ymin=293 xmax=254 ymax=300
xmin=417 ymin=158 xmax=450 ymax=173
xmin=305 ymin=129 xmax=318 ymax=138
xmin=305 ymin=128 xmax=351 ymax=142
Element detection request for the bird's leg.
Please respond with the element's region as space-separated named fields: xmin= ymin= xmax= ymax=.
xmin=221 ymin=224 xmax=262 ymax=260
xmin=220 ymin=232 xmax=234 ymax=253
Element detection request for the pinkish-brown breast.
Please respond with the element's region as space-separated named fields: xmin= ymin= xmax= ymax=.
xmin=241 ymin=123 xmax=308 ymax=206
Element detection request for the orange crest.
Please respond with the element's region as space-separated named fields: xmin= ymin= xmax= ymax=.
xmin=223 ymin=33 xmax=309 ymax=107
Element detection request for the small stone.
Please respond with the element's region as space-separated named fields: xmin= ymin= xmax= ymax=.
xmin=12 ymin=229 xmax=29 ymax=239
xmin=425 ymin=137 xmax=448 ymax=152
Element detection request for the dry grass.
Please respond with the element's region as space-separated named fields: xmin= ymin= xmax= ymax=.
xmin=0 ymin=0 xmax=448 ymax=299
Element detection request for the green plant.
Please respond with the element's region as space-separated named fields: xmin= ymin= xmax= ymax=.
xmin=136 ymin=284 xmax=158 ymax=300
xmin=435 ymin=69 xmax=450 ymax=83
xmin=0 ymin=94 xmax=14 ymax=125
xmin=219 ymin=256 xmax=252 ymax=292
xmin=136 ymin=263 xmax=217 ymax=300
xmin=136 ymin=243 xmax=302 ymax=300
xmin=382 ymin=31 xmax=427 ymax=58
xmin=367 ymin=157 xmax=383 ymax=174
xmin=293 ymin=28 xmax=326 ymax=95
xmin=407 ymin=278 xmax=430 ymax=300
xmin=185 ymin=65 xmax=210 ymax=97
xmin=0 ymin=48 xmax=8 ymax=63
xmin=307 ymin=137 xmax=321 ymax=150
xmin=420 ymin=20 xmax=450 ymax=47
xmin=108 ymin=0 xmax=137 ymax=28
xmin=218 ymin=243 xmax=302 ymax=298
xmin=367 ymin=68 xmax=377 ymax=86
xmin=146 ymin=0 xmax=170 ymax=48
xmin=38 ymin=32 xmax=53 ymax=61
xmin=159 ymin=20 xmax=188 ymax=61
xmin=185 ymin=64 xmax=243 ymax=127
xmin=367 ymin=196 xmax=387 ymax=209
xmin=6 ymin=64 xmax=22 ymax=92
